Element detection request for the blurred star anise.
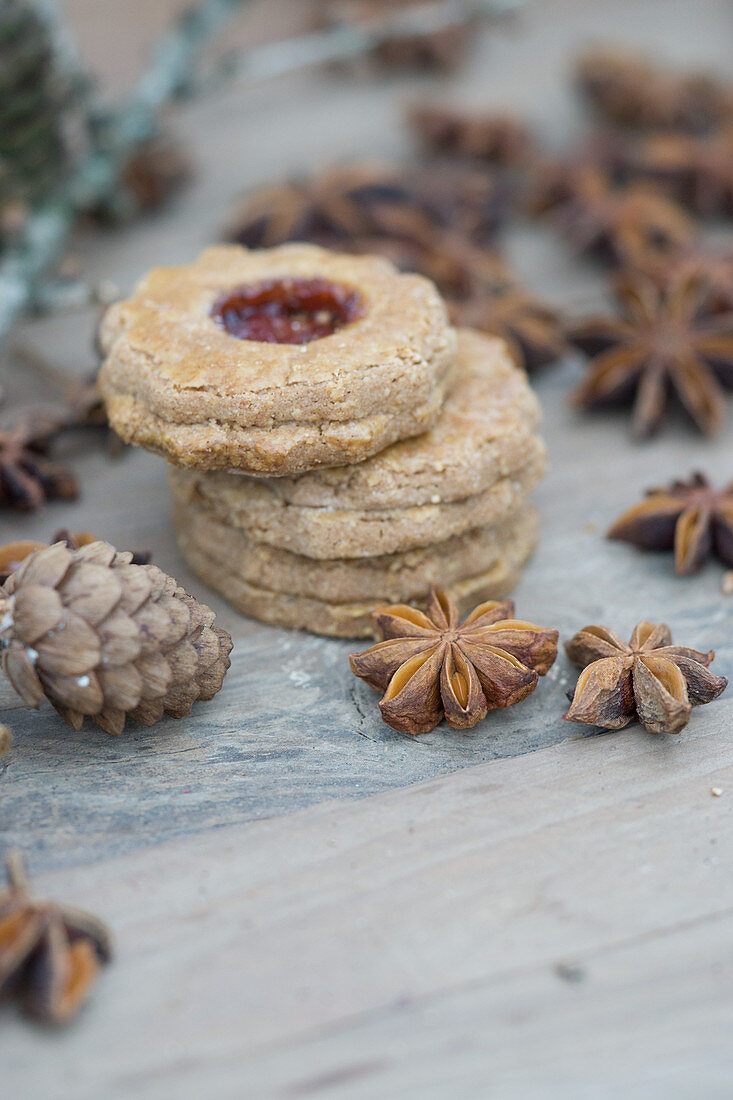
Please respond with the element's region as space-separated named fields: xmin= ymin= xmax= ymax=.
xmin=224 ymin=161 xmax=506 ymax=254
xmin=568 ymin=272 xmax=733 ymax=437
xmin=575 ymin=48 xmax=733 ymax=133
xmin=0 ymin=407 xmax=78 ymax=512
xmin=449 ymin=280 xmax=566 ymax=372
xmin=539 ymin=164 xmax=695 ymax=268
xmin=350 ymin=588 xmax=558 ymax=735
xmin=633 ymin=244 xmax=733 ymax=315
xmin=0 ymin=851 xmax=112 ymax=1025
xmin=619 ymin=128 xmax=733 ymax=218
xmin=409 ymin=104 xmax=531 ymax=165
xmin=608 ymin=473 xmax=733 ymax=575
xmin=565 ymin=621 xmax=727 ymax=735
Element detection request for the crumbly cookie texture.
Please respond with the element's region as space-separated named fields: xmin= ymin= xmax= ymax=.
xmin=216 ymin=328 xmax=542 ymax=508
xmin=168 ymin=326 xmax=547 ymax=558
xmin=174 ymin=511 xmax=539 ymax=638
xmin=99 ymin=243 xmax=455 ymax=475
xmin=173 ymin=494 xmax=538 ymax=604
xmin=170 ymin=455 xmax=544 ymax=560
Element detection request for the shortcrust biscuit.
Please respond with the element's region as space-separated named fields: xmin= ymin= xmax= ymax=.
xmin=168 ymin=328 xmax=546 ymax=559
xmin=175 ymin=510 xmax=538 ymax=638
xmin=99 ymin=243 xmax=455 ymax=475
xmin=173 ymin=494 xmax=538 ymax=605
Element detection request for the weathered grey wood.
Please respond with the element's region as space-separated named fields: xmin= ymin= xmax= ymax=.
xmin=2 ymin=729 xmax=732 ymax=1097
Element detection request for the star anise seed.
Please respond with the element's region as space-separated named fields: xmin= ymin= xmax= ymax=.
xmin=350 ymin=587 xmax=558 ymax=735
xmin=565 ymin=621 xmax=727 ymax=735
xmin=0 ymin=851 xmax=112 ymax=1025
xmin=568 ymin=271 xmax=733 ymax=437
xmin=608 ymin=473 xmax=733 ymax=575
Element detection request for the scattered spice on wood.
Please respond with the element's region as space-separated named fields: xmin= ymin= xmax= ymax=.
xmin=575 ymin=47 xmax=733 ymax=133
xmin=565 ymin=621 xmax=727 ymax=735
xmin=350 ymin=587 xmax=558 ymax=735
xmin=608 ymin=473 xmax=733 ymax=576
xmin=568 ymin=271 xmax=733 ymax=437
xmin=0 ymin=851 xmax=112 ymax=1025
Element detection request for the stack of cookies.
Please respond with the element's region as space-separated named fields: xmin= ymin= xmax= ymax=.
xmin=99 ymin=244 xmax=546 ymax=637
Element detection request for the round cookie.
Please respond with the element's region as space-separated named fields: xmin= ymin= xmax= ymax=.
xmin=168 ymin=328 xmax=547 ymax=559
xmin=99 ymin=244 xmax=455 ymax=475
xmin=173 ymin=493 xmax=538 ymax=604
xmin=175 ymin=512 xmax=539 ymax=638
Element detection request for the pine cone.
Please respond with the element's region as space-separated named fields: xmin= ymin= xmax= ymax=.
xmin=0 ymin=540 xmax=233 ymax=734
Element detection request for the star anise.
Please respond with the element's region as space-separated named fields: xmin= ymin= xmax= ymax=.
xmin=539 ymin=164 xmax=696 ymax=268
xmin=224 ymin=161 xmax=506 ymax=253
xmin=449 ymin=280 xmax=566 ymax=372
xmin=120 ymin=135 xmax=192 ymax=213
xmin=409 ymin=104 xmax=531 ymax=165
xmin=633 ymin=244 xmax=733 ymax=315
xmin=619 ymin=129 xmax=733 ymax=218
xmin=568 ymin=271 xmax=733 ymax=437
xmin=0 ymin=407 xmax=79 ymax=511
xmin=565 ymin=621 xmax=727 ymax=735
xmin=0 ymin=851 xmax=112 ymax=1024
xmin=608 ymin=473 xmax=733 ymax=575
xmin=575 ymin=48 xmax=733 ymax=133
xmin=349 ymin=588 xmax=558 ymax=735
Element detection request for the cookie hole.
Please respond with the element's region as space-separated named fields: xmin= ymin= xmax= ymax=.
xmin=212 ymin=277 xmax=364 ymax=344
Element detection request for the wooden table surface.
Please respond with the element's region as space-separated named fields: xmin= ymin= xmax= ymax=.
xmin=2 ymin=1 xmax=733 ymax=1096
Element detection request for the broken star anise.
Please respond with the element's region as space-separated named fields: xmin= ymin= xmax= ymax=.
xmin=0 ymin=851 xmax=112 ymax=1025
xmin=349 ymin=588 xmax=558 ymax=735
xmin=608 ymin=473 xmax=733 ymax=575
xmin=568 ymin=271 xmax=733 ymax=437
xmin=0 ymin=407 xmax=79 ymax=512
xmin=565 ymin=621 xmax=727 ymax=735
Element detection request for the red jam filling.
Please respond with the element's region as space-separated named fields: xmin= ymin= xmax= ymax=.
xmin=212 ymin=277 xmax=364 ymax=344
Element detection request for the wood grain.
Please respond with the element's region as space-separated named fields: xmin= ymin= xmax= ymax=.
xmin=2 ymin=729 xmax=732 ymax=1097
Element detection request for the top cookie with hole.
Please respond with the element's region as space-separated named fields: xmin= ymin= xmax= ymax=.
xmin=98 ymin=244 xmax=456 ymax=475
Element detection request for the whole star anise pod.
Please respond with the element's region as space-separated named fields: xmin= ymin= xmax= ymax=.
xmin=620 ymin=129 xmax=733 ymax=218
xmin=633 ymin=244 xmax=733 ymax=315
xmin=349 ymin=588 xmax=558 ymax=735
xmin=224 ymin=161 xmax=506 ymax=253
xmin=449 ymin=280 xmax=566 ymax=372
xmin=0 ymin=407 xmax=79 ymax=511
xmin=608 ymin=473 xmax=733 ymax=575
xmin=409 ymin=104 xmax=531 ymax=165
xmin=568 ymin=271 xmax=733 ymax=437
xmin=0 ymin=851 xmax=112 ymax=1024
xmin=565 ymin=621 xmax=727 ymax=735
xmin=575 ymin=48 xmax=733 ymax=133
xmin=540 ymin=165 xmax=695 ymax=269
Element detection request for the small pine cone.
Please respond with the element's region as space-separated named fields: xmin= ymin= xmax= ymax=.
xmin=0 ymin=541 xmax=232 ymax=735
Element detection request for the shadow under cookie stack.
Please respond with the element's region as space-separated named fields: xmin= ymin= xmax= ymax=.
xmin=99 ymin=244 xmax=547 ymax=637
